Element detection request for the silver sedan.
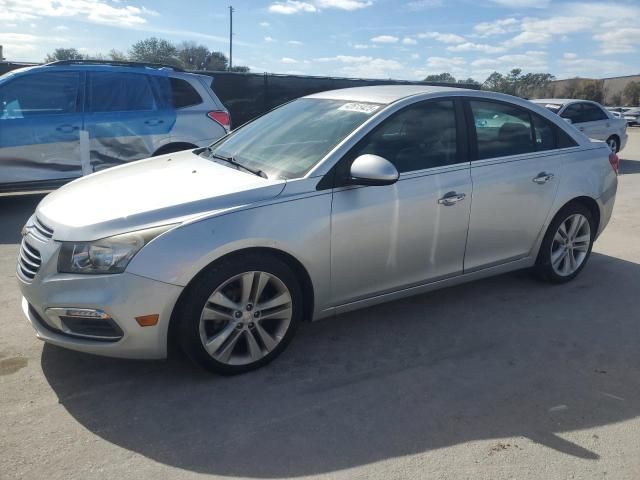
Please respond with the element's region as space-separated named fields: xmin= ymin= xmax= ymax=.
xmin=18 ymin=86 xmax=618 ymax=374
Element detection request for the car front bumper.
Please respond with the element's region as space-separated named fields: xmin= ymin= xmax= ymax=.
xmin=18 ymin=233 xmax=183 ymax=359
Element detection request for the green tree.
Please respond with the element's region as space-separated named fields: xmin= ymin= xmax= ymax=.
xmin=177 ymin=42 xmax=229 ymax=70
xmin=129 ymin=37 xmax=182 ymax=67
xmin=623 ymin=81 xmax=640 ymax=106
xmin=610 ymin=92 xmax=622 ymax=106
xmin=109 ymin=49 xmax=128 ymax=61
xmin=423 ymin=72 xmax=456 ymax=83
xmin=44 ymin=48 xmax=85 ymax=62
xmin=482 ymin=71 xmax=505 ymax=92
xmin=228 ymin=65 xmax=250 ymax=72
xmin=575 ymin=80 xmax=604 ymax=103
xmin=457 ymin=77 xmax=481 ymax=88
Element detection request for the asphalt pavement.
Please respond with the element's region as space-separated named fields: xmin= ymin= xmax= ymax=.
xmin=1 ymin=128 xmax=640 ymax=480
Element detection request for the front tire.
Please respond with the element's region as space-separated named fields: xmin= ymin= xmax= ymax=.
xmin=178 ymin=253 xmax=302 ymax=375
xmin=535 ymin=203 xmax=595 ymax=284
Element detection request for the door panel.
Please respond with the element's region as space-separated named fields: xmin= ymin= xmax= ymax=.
xmin=464 ymin=155 xmax=560 ymax=271
xmin=331 ymin=166 xmax=471 ymax=305
xmin=0 ymin=71 xmax=82 ymax=185
xmin=85 ymin=72 xmax=175 ymax=172
xmin=464 ymin=98 xmax=561 ymax=271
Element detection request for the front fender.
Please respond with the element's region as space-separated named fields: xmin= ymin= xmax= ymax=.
xmin=126 ymin=190 xmax=333 ymax=317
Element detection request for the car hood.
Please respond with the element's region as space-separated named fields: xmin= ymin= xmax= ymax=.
xmin=36 ymin=150 xmax=286 ymax=241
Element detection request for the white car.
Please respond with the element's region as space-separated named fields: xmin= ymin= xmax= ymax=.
xmin=532 ymin=99 xmax=628 ymax=153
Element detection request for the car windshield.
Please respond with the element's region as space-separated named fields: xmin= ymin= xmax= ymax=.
xmin=204 ymin=98 xmax=382 ymax=179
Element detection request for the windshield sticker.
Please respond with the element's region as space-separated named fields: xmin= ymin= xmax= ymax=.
xmin=338 ymin=103 xmax=381 ymax=114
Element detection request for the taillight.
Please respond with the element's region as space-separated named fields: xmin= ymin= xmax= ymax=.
xmin=609 ymin=151 xmax=619 ymax=174
xmin=207 ymin=111 xmax=230 ymax=131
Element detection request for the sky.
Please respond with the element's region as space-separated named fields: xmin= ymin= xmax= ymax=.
xmin=1 ymin=0 xmax=639 ymax=82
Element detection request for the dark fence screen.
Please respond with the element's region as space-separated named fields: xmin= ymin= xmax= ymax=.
xmin=194 ymin=71 xmax=477 ymax=128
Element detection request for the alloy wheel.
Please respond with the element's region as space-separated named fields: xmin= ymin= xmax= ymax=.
xmin=607 ymin=137 xmax=618 ymax=152
xmin=198 ymin=271 xmax=293 ymax=365
xmin=550 ymin=213 xmax=591 ymax=277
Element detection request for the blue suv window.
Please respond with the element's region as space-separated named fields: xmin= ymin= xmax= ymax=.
xmin=0 ymin=72 xmax=79 ymax=118
xmin=89 ymin=72 xmax=155 ymax=112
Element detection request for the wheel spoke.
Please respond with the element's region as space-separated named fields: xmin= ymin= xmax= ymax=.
xmin=209 ymin=291 xmax=240 ymax=311
xmin=245 ymin=330 xmax=263 ymax=361
xmin=561 ymin=253 xmax=572 ymax=275
xmin=567 ymin=215 xmax=581 ymax=239
xmin=251 ymin=272 xmax=270 ymax=304
xmin=253 ymin=322 xmax=279 ymax=351
xmin=569 ymin=250 xmax=578 ymax=271
xmin=202 ymin=304 xmax=235 ymax=321
xmin=239 ymin=273 xmax=254 ymax=305
xmin=259 ymin=305 xmax=292 ymax=321
xmin=553 ymin=231 xmax=565 ymax=244
xmin=204 ymin=322 xmax=237 ymax=356
xmin=551 ymin=248 xmax=566 ymax=267
xmin=256 ymin=291 xmax=291 ymax=311
xmin=213 ymin=329 xmax=243 ymax=363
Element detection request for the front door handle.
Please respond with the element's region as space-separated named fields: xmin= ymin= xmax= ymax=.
xmin=533 ymin=172 xmax=554 ymax=184
xmin=144 ymin=119 xmax=164 ymax=126
xmin=438 ymin=191 xmax=466 ymax=206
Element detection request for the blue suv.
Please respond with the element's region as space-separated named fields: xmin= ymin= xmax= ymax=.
xmin=0 ymin=60 xmax=230 ymax=192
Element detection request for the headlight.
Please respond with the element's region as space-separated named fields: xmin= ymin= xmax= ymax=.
xmin=58 ymin=225 xmax=175 ymax=274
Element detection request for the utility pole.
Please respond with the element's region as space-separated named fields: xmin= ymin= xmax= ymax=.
xmin=229 ymin=5 xmax=234 ymax=70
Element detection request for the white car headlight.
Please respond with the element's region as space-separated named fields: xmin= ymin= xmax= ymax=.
xmin=58 ymin=225 xmax=175 ymax=274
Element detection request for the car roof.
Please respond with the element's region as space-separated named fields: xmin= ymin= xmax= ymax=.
xmin=530 ymin=99 xmax=600 ymax=106
xmin=8 ymin=63 xmax=179 ymax=77
xmin=305 ymin=85 xmax=472 ymax=104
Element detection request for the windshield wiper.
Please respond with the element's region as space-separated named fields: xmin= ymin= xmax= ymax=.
xmin=208 ymin=150 xmax=268 ymax=179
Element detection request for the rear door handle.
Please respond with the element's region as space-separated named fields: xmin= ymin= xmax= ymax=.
xmin=144 ymin=119 xmax=164 ymax=126
xmin=55 ymin=124 xmax=79 ymax=133
xmin=438 ymin=191 xmax=466 ymax=206
xmin=533 ymin=172 xmax=554 ymax=184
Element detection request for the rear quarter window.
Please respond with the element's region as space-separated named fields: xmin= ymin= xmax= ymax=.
xmin=170 ymin=77 xmax=202 ymax=108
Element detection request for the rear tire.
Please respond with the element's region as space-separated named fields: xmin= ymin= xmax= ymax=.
xmin=178 ymin=253 xmax=302 ymax=375
xmin=606 ymin=135 xmax=619 ymax=153
xmin=534 ymin=203 xmax=595 ymax=284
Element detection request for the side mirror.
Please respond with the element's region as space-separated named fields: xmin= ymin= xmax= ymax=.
xmin=562 ymin=117 xmax=573 ymax=124
xmin=348 ymin=154 xmax=399 ymax=186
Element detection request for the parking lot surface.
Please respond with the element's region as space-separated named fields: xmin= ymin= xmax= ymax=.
xmin=1 ymin=129 xmax=640 ymax=480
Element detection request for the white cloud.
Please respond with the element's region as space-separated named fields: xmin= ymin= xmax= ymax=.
xmin=447 ymin=42 xmax=505 ymax=54
xmin=314 ymin=0 xmax=372 ymax=10
xmin=0 ymin=0 xmax=156 ymax=27
xmin=594 ymin=27 xmax=640 ymax=55
xmin=417 ymin=32 xmax=466 ymax=44
xmin=402 ymin=37 xmax=417 ymax=45
xmin=314 ymin=55 xmax=404 ymax=78
xmin=410 ymin=53 xmax=420 ymax=59
xmin=1 ymin=32 xmax=69 ymax=58
xmin=268 ymin=0 xmax=371 ymax=14
xmin=287 ymin=40 xmax=304 ymax=46
xmin=53 ymin=25 xmax=69 ymax=31
xmin=371 ymin=35 xmax=399 ymax=44
xmin=471 ymin=50 xmax=548 ymax=73
xmin=264 ymin=36 xmax=275 ymax=42
xmin=563 ymin=52 xmax=578 ymax=60
xmin=490 ymin=0 xmax=550 ymax=7
xmin=281 ymin=57 xmax=298 ymax=64
xmin=406 ymin=0 xmax=442 ymax=9
xmin=268 ymin=1 xmax=317 ymax=14
xmin=425 ymin=56 xmax=466 ymax=70
xmin=558 ymin=56 xmax=629 ymax=78
xmin=259 ymin=21 xmax=270 ymax=27
xmin=505 ymin=30 xmax=551 ymax=47
xmin=473 ymin=18 xmax=519 ymax=36
xmin=352 ymin=43 xmax=369 ymax=49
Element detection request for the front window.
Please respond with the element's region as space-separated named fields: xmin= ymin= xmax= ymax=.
xmin=206 ymin=98 xmax=382 ymax=179
xmin=0 ymin=72 xmax=80 ymax=119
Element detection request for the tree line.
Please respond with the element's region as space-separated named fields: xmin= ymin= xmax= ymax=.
xmin=424 ymin=68 xmax=640 ymax=106
xmin=44 ymin=37 xmax=250 ymax=72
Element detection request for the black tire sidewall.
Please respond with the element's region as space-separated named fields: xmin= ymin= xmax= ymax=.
xmin=536 ymin=203 xmax=595 ymax=283
xmin=178 ymin=254 xmax=302 ymax=375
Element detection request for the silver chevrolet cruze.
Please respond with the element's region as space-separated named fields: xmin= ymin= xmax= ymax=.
xmin=18 ymin=86 xmax=618 ymax=374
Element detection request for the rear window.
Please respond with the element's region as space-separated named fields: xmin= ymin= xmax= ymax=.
xmin=170 ymin=77 xmax=202 ymax=108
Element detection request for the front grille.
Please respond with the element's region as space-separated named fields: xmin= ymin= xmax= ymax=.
xmin=18 ymin=240 xmax=42 ymax=281
xmin=32 ymin=217 xmax=54 ymax=240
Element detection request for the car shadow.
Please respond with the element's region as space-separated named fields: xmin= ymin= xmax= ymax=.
xmin=41 ymin=252 xmax=640 ymax=478
xmin=619 ymin=158 xmax=640 ymax=175
xmin=0 ymin=193 xmax=46 ymax=244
